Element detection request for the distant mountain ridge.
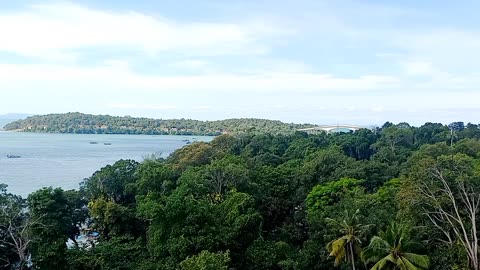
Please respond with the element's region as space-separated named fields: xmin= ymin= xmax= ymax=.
xmin=4 ymin=112 xmax=313 ymax=135
xmin=0 ymin=113 xmax=33 ymax=130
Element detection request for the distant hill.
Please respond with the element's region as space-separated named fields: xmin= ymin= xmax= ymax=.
xmin=4 ymin=112 xmax=314 ymax=135
xmin=0 ymin=113 xmax=33 ymax=130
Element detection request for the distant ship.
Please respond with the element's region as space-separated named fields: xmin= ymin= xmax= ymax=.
xmin=104 ymin=143 xmax=112 ymax=145
xmin=7 ymin=155 xmax=21 ymax=158
xmin=89 ymin=142 xmax=98 ymax=144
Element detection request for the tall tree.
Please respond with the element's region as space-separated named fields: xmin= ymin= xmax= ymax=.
xmin=362 ymin=222 xmax=429 ymax=270
xmin=326 ymin=209 xmax=367 ymax=270
xmin=27 ymin=187 xmax=79 ymax=270
xmin=0 ymin=185 xmax=36 ymax=270
xmin=412 ymin=154 xmax=480 ymax=269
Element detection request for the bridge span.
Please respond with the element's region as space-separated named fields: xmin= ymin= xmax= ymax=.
xmin=297 ymin=124 xmax=373 ymax=133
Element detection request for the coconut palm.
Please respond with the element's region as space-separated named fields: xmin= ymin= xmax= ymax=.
xmin=361 ymin=222 xmax=429 ymax=270
xmin=326 ymin=209 xmax=369 ymax=270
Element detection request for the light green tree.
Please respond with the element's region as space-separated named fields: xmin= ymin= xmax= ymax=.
xmin=179 ymin=250 xmax=230 ymax=270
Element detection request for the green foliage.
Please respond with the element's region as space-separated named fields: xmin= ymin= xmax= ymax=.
xmin=179 ymin=250 xmax=230 ymax=270
xmin=0 ymin=185 xmax=29 ymax=269
xmin=307 ymin=178 xmax=363 ymax=210
xmin=80 ymin=160 xmax=144 ymax=238
xmin=303 ymin=147 xmax=363 ymax=187
xmin=167 ymin=142 xmax=223 ymax=172
xmin=5 ymin=120 xmax=480 ymax=269
xmin=80 ymin=159 xmax=139 ymax=204
xmin=362 ymin=222 xmax=429 ymax=270
xmin=135 ymin=159 xmax=177 ymax=195
xmin=245 ymin=239 xmax=290 ymax=270
xmin=66 ymin=236 xmax=150 ymax=270
xmin=88 ymin=198 xmax=138 ymax=238
xmin=326 ymin=209 xmax=369 ymax=269
xmin=4 ymin=112 xmax=312 ymax=135
xmin=28 ymin=187 xmax=82 ymax=270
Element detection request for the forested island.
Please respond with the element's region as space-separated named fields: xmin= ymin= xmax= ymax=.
xmin=3 ymin=112 xmax=312 ymax=135
xmin=2 ymin=121 xmax=480 ymax=269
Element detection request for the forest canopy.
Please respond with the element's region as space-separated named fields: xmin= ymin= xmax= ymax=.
xmin=3 ymin=112 xmax=313 ymax=135
xmin=1 ymin=121 xmax=480 ymax=269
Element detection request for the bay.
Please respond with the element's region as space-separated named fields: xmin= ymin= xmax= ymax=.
xmin=0 ymin=132 xmax=213 ymax=197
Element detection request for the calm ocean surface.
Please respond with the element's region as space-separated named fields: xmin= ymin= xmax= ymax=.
xmin=0 ymin=132 xmax=213 ymax=197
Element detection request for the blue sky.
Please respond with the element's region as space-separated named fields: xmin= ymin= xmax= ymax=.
xmin=0 ymin=0 xmax=479 ymax=125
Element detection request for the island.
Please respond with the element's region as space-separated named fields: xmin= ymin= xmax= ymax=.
xmin=3 ymin=112 xmax=313 ymax=136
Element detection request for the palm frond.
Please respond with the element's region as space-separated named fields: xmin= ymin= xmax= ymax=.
xmin=395 ymin=256 xmax=408 ymax=270
xmin=402 ymin=253 xmax=429 ymax=269
xmin=362 ymin=222 xmax=429 ymax=270
xmin=370 ymin=254 xmax=395 ymax=270
xmin=327 ymin=238 xmax=347 ymax=266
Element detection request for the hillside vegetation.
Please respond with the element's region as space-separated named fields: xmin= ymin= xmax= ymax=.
xmin=2 ymin=121 xmax=480 ymax=269
xmin=3 ymin=112 xmax=312 ymax=135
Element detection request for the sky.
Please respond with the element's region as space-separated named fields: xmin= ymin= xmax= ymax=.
xmin=0 ymin=0 xmax=479 ymax=125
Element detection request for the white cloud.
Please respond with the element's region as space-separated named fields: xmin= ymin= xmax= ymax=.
xmin=375 ymin=52 xmax=403 ymax=58
xmin=191 ymin=105 xmax=212 ymax=110
xmin=0 ymin=3 xmax=283 ymax=60
xmin=402 ymin=61 xmax=434 ymax=76
xmin=1 ymin=1 xmax=479 ymax=125
xmin=393 ymin=30 xmax=480 ymax=74
xmin=0 ymin=62 xmax=399 ymax=93
xmin=170 ymin=60 xmax=210 ymax=70
xmin=371 ymin=106 xmax=385 ymax=112
xmin=344 ymin=106 xmax=356 ymax=112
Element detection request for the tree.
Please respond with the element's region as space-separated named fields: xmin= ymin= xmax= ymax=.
xmin=413 ymin=122 xmax=448 ymax=146
xmin=179 ymin=250 xmax=230 ymax=270
xmin=413 ymin=154 xmax=480 ymax=269
xmin=27 ymin=187 xmax=80 ymax=270
xmin=362 ymin=222 xmax=429 ymax=270
xmin=326 ymin=209 xmax=367 ymax=270
xmin=137 ymin=166 xmax=261 ymax=269
xmin=135 ymin=159 xmax=178 ymax=196
xmin=303 ymin=148 xmax=362 ymax=186
xmin=81 ymin=160 xmax=143 ymax=238
xmin=66 ymin=236 xmax=150 ymax=270
xmin=80 ymin=159 xmax=139 ymax=205
xmin=307 ymin=178 xmax=364 ymax=209
xmin=331 ymin=129 xmax=378 ymax=160
xmin=372 ymin=125 xmax=414 ymax=165
xmin=458 ymin=123 xmax=480 ymax=139
xmin=88 ymin=198 xmax=138 ymax=238
xmin=245 ymin=239 xmax=290 ymax=270
xmin=167 ymin=142 xmax=222 ymax=172
xmin=448 ymin=122 xmax=465 ymax=146
xmin=0 ymin=185 xmax=37 ymax=270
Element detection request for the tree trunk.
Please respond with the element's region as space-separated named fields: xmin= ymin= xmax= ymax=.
xmin=349 ymin=242 xmax=356 ymax=270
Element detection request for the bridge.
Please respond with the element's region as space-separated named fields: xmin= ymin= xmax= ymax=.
xmin=297 ymin=124 xmax=372 ymax=133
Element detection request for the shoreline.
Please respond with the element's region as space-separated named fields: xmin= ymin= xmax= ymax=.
xmin=0 ymin=131 xmax=216 ymax=138
xmin=2 ymin=129 xmax=219 ymax=137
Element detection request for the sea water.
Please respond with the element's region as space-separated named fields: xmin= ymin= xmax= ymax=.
xmin=0 ymin=132 xmax=213 ymax=197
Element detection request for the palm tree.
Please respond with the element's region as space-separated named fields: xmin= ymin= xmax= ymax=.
xmin=361 ymin=222 xmax=429 ymax=270
xmin=326 ymin=209 xmax=368 ymax=270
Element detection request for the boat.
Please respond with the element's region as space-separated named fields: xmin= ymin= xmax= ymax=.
xmin=89 ymin=141 xmax=98 ymax=144
xmin=7 ymin=155 xmax=21 ymax=158
xmin=104 ymin=143 xmax=112 ymax=145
